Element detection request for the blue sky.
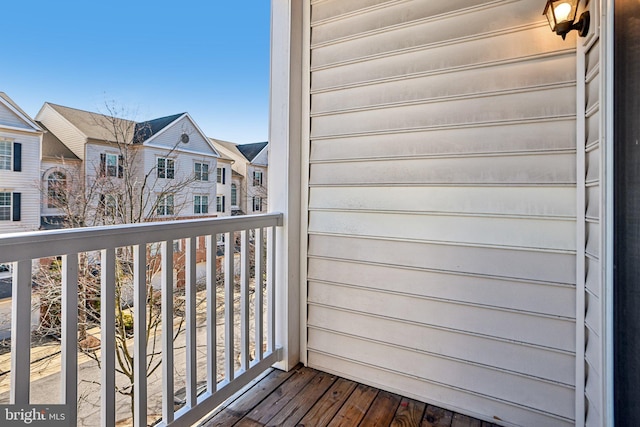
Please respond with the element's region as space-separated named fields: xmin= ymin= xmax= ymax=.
xmin=2 ymin=2 xmax=271 ymax=144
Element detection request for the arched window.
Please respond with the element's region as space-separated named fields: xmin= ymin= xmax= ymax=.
xmin=47 ymin=171 xmax=67 ymax=208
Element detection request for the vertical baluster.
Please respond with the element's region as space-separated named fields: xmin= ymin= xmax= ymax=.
xmin=267 ymin=226 xmax=276 ymax=353
xmin=254 ymin=228 xmax=264 ymax=362
xmin=133 ymin=244 xmax=147 ymax=427
xmin=240 ymin=230 xmax=250 ymax=372
xmin=101 ymin=248 xmax=116 ymax=427
xmin=161 ymin=241 xmax=174 ymax=424
xmin=224 ymin=232 xmax=234 ymax=382
xmin=205 ymin=235 xmax=217 ymax=393
xmin=10 ymin=259 xmax=31 ymax=405
xmin=185 ymin=237 xmax=197 ymax=408
xmin=61 ymin=254 xmax=78 ymax=426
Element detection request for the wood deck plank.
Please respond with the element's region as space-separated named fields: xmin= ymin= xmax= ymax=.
xmin=297 ymin=377 xmax=359 ymax=427
xmin=451 ymin=413 xmax=481 ymax=427
xmin=266 ymin=370 xmax=338 ymax=427
xmin=360 ymin=390 xmax=402 ymax=426
xmin=202 ymin=368 xmax=296 ymax=427
xmin=238 ymin=366 xmax=318 ymax=425
xmin=390 ymin=397 xmax=427 ymax=427
xmin=421 ymin=405 xmax=453 ymax=427
xmin=326 ymin=383 xmax=379 ymax=427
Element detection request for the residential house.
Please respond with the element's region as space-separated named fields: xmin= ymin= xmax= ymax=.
xmin=0 ymin=93 xmax=42 ymax=235
xmin=35 ymin=103 xmax=220 ymax=225
xmin=213 ymin=152 xmax=234 ymax=217
xmin=3 ymin=1 xmax=639 ymax=426
xmin=211 ymin=139 xmax=268 ymax=215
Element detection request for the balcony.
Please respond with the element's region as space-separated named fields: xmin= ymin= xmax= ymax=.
xmin=0 ymin=214 xmax=283 ymax=426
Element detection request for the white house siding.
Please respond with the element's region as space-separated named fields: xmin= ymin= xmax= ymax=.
xmin=0 ymin=104 xmax=32 ymax=130
xmin=146 ymin=115 xmax=216 ymax=156
xmin=247 ymin=164 xmax=268 ymax=214
xmin=0 ymin=129 xmax=41 ymax=234
xmin=577 ymin=1 xmax=605 ymax=425
xmin=35 ymin=104 xmax=87 ymax=160
xmin=40 ymin=159 xmax=82 ymax=219
xmin=306 ymin=1 xmax=577 ymax=426
xmin=141 ymin=146 xmax=217 ymax=219
xmin=216 ymin=160 xmax=232 ymax=216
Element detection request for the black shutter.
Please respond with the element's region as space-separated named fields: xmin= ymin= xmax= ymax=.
xmin=118 ymin=155 xmax=124 ymax=178
xmin=13 ymin=143 xmax=21 ymax=172
xmin=12 ymin=193 xmax=21 ymax=221
xmin=222 ymin=168 xmax=226 ymax=184
xmin=222 ymin=196 xmax=225 ymax=212
xmin=99 ymin=153 xmax=106 ymax=177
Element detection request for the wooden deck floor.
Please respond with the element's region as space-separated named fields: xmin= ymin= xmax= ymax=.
xmin=201 ymin=365 xmax=497 ymax=427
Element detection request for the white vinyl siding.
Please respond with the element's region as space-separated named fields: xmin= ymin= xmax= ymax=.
xmin=578 ymin=3 xmax=604 ymax=426
xmin=0 ymin=101 xmax=33 ymax=130
xmin=35 ymin=103 xmax=86 ymax=160
xmin=306 ymin=1 xmax=577 ymax=426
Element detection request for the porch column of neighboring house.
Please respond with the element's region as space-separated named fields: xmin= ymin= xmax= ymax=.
xmin=269 ymin=0 xmax=305 ymax=370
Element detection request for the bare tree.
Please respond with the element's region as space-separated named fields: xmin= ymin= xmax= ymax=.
xmin=34 ymin=101 xmax=214 ymax=420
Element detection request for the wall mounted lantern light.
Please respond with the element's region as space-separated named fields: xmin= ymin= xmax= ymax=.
xmin=543 ymin=0 xmax=590 ymax=39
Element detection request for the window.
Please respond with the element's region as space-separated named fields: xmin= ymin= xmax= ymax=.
xmin=217 ymin=234 xmax=225 ymax=246
xmin=157 ymin=158 xmax=175 ymax=179
xmin=0 ymin=141 xmax=11 ymax=170
xmin=0 ymin=192 xmax=10 ymax=220
xmin=156 ymin=194 xmax=174 ymax=216
xmin=100 ymin=153 xmax=123 ymax=178
xmin=216 ymin=195 xmax=225 ymax=213
xmin=252 ymin=170 xmax=263 ymax=186
xmin=194 ymin=195 xmax=209 ymax=214
xmin=195 ymin=162 xmax=209 ymax=181
xmin=252 ymin=196 xmax=262 ymax=212
xmin=231 ymin=184 xmax=237 ymax=206
xmin=47 ymin=171 xmax=67 ymax=208
xmin=217 ymin=167 xmax=226 ymax=184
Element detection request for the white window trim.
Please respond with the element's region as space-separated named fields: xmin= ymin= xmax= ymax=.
xmin=157 ymin=157 xmax=175 ymax=179
xmin=195 ymin=162 xmax=209 ymax=181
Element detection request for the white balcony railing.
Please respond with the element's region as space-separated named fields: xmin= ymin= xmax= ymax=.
xmin=0 ymin=213 xmax=283 ymax=426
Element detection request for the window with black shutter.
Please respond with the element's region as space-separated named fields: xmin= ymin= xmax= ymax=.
xmin=13 ymin=143 xmax=21 ymax=172
xmin=12 ymin=193 xmax=20 ymax=221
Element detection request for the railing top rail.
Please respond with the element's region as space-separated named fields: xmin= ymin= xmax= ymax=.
xmin=0 ymin=212 xmax=284 ymax=263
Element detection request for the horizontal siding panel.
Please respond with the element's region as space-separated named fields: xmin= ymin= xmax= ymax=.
xmin=308 ymin=281 xmax=575 ymax=351
xmin=585 ymin=364 xmax=602 ymax=416
xmin=309 ymin=186 xmax=576 ymax=218
xmin=586 ymin=146 xmax=600 ymax=183
xmin=586 ymin=77 xmax=600 ymax=112
xmin=310 ymin=120 xmax=576 ymax=161
xmin=312 ymin=57 xmax=576 ymax=114
xmin=310 ymin=154 xmax=576 ymax=186
xmin=586 ymin=185 xmax=600 ymax=219
xmin=586 ymin=221 xmax=600 ymax=258
xmin=586 ymin=405 xmax=602 ymax=427
xmin=586 ymin=115 xmax=600 ymax=147
xmin=585 ymin=40 xmax=600 ymax=77
xmin=312 ymin=0 xmax=499 ymax=44
xmin=0 ymin=103 xmax=32 ymax=130
xmin=308 ymin=234 xmax=576 ymax=284
xmin=307 ymin=329 xmax=575 ymax=419
xmin=585 ymin=326 xmax=602 ymax=376
xmin=308 ymin=210 xmax=576 ymax=250
xmin=308 ymin=351 xmax=574 ymax=427
xmin=311 ymin=0 xmax=393 ymax=23
xmin=585 ymin=257 xmax=601 ymax=297
xmin=311 ymin=26 xmax=571 ymax=90
xmin=586 ymin=291 xmax=601 ymax=337
xmin=308 ymin=304 xmax=575 ymax=385
xmin=311 ymin=87 xmax=576 ymax=137
xmin=307 ymin=258 xmax=575 ymax=318
xmin=312 ymin=1 xmax=545 ymax=66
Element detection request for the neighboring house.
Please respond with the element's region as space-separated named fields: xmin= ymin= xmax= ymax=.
xmin=35 ymin=103 xmax=220 ymax=225
xmin=37 ymin=121 xmax=82 ymax=229
xmin=0 ymin=93 xmax=43 ymax=235
xmin=211 ymin=139 xmax=268 ymax=215
xmin=214 ymin=152 xmax=234 ymax=217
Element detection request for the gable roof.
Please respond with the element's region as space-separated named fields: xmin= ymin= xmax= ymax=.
xmin=236 ymin=141 xmax=268 ymax=162
xmin=37 ymin=121 xmax=80 ymax=160
xmin=46 ymin=103 xmax=136 ymax=142
xmin=133 ymin=113 xmax=185 ymax=143
xmin=0 ymin=92 xmax=42 ymax=131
